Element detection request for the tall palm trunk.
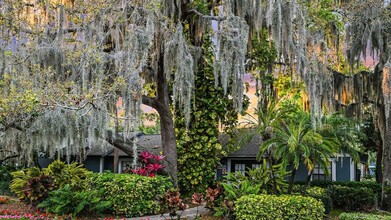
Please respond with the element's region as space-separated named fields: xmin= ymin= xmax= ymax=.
xmin=288 ymin=167 xmax=297 ymax=194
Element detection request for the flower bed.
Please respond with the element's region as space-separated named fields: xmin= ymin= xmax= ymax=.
xmin=0 ymin=210 xmax=52 ymax=220
xmin=0 ymin=196 xmax=10 ymax=204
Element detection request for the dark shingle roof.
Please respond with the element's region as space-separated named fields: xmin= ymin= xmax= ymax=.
xmin=226 ymin=135 xmax=261 ymax=158
xmin=86 ymin=134 xmax=162 ymax=157
xmin=86 ymin=133 xmax=261 ymax=158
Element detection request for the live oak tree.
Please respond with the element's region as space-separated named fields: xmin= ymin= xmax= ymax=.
xmin=0 ymin=0 xmax=323 ymax=186
xmin=1 ymin=1 xmax=391 ymax=203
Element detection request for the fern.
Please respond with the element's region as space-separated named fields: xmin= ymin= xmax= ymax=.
xmin=38 ymin=184 xmax=111 ymax=217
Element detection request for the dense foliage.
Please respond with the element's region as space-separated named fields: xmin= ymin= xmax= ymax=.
xmin=10 ymin=167 xmax=42 ymax=200
xmin=303 ymin=180 xmax=382 ymax=203
xmin=44 ymin=160 xmax=91 ymax=190
xmin=23 ymin=174 xmax=56 ymax=206
xmin=38 ymin=184 xmax=111 ymax=217
xmin=10 ymin=160 xmax=91 ymax=205
xmin=175 ymin=38 xmax=244 ymax=193
xmin=305 ymin=187 xmax=333 ymax=214
xmin=126 ymin=151 xmax=165 ymax=177
xmin=235 ymin=194 xmax=324 ymax=220
xmin=327 ymin=185 xmax=377 ymax=211
xmin=0 ymin=164 xmax=17 ymax=196
xmin=88 ymin=173 xmax=172 ymax=217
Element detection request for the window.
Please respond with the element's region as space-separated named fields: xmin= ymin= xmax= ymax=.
xmin=312 ymin=163 xmax=332 ymax=181
xmin=119 ymin=159 xmax=132 ymax=173
xmin=252 ymin=164 xmax=261 ymax=169
xmin=234 ymin=164 xmax=246 ymax=175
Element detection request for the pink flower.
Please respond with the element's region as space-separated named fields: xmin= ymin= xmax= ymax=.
xmin=154 ymin=154 xmax=165 ymax=161
xmin=139 ymin=151 xmax=154 ymax=163
xmin=132 ymin=168 xmax=149 ymax=176
xmin=147 ymin=163 xmax=164 ymax=172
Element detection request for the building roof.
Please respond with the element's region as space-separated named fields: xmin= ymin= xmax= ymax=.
xmin=226 ymin=135 xmax=261 ymax=158
xmin=86 ymin=132 xmax=261 ymax=158
xmin=86 ymin=134 xmax=162 ymax=157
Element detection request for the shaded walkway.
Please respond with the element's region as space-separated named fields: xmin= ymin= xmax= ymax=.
xmin=128 ymin=205 xmax=209 ymax=220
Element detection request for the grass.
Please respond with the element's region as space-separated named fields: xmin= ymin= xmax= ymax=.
xmin=326 ymin=209 xmax=391 ymax=220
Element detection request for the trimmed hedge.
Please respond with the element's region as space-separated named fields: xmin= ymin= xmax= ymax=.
xmin=327 ymin=185 xmax=377 ymax=211
xmin=300 ymin=180 xmax=381 ymax=202
xmin=383 ymin=186 xmax=391 ymax=211
xmin=88 ymin=173 xmax=172 ymax=217
xmin=306 ymin=187 xmax=332 ymax=214
xmin=0 ymin=165 xmax=16 ymax=196
xmin=235 ymin=194 xmax=324 ymax=220
xmin=339 ymin=212 xmax=391 ymax=220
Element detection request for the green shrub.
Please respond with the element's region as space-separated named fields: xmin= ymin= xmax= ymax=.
xmin=327 ymin=185 xmax=377 ymax=211
xmin=43 ymin=160 xmax=91 ymax=190
xmin=235 ymin=194 xmax=324 ymax=220
xmin=88 ymin=173 xmax=172 ymax=217
xmin=383 ymin=186 xmax=391 ymax=211
xmin=215 ymin=172 xmax=262 ymax=218
xmin=0 ymin=164 xmax=18 ymax=196
xmin=339 ymin=212 xmax=391 ymax=220
xmin=38 ymin=184 xmax=111 ymax=217
xmin=306 ymin=186 xmax=332 ymax=214
xmin=10 ymin=167 xmax=42 ymax=199
xmin=303 ymin=180 xmax=382 ymax=202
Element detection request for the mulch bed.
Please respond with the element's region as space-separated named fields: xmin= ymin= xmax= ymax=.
xmin=0 ymin=196 xmax=125 ymax=220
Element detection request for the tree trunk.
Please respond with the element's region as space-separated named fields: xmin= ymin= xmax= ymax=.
xmin=113 ymin=148 xmax=119 ymax=173
xmin=142 ymin=48 xmax=178 ymax=187
xmin=288 ymin=168 xmax=297 ymax=194
xmin=157 ymin=104 xmax=178 ymax=187
xmin=380 ymin=62 xmax=391 ymax=210
xmin=305 ymin=169 xmax=314 ymax=191
xmin=154 ymin=49 xmax=178 ymax=186
xmin=377 ymin=140 xmax=383 ymax=184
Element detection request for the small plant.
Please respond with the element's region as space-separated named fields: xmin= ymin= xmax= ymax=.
xmin=214 ymin=172 xmax=261 ymax=218
xmin=44 ymin=160 xmax=91 ymax=190
xmin=0 ymin=196 xmax=10 ymax=204
xmin=127 ymin=151 xmax=165 ymax=177
xmin=205 ymin=185 xmax=223 ymax=209
xmin=159 ymin=189 xmax=188 ymax=219
xmin=10 ymin=167 xmax=42 ymax=200
xmin=192 ymin=192 xmax=204 ymax=219
xmin=245 ymin=160 xmax=290 ymax=194
xmin=23 ymin=174 xmax=56 ymax=207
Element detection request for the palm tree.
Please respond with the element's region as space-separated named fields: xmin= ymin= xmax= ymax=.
xmin=259 ymin=111 xmax=338 ymax=194
xmin=319 ymin=113 xmax=363 ymax=162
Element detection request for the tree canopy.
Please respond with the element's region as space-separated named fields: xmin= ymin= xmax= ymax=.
xmin=1 ymin=0 xmax=391 ymax=194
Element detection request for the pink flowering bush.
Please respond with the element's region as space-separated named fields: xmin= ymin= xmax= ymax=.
xmin=127 ymin=151 xmax=165 ymax=177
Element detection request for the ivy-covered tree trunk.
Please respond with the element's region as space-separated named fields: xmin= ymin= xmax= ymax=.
xmin=175 ymin=37 xmax=240 ymax=193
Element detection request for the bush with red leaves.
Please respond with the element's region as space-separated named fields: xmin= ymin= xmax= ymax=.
xmin=125 ymin=151 xmax=165 ymax=177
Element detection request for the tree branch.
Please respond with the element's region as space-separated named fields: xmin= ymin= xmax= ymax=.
xmin=105 ymin=131 xmax=136 ymax=156
xmin=0 ymin=154 xmax=19 ymax=164
xmin=188 ymin=9 xmax=226 ymax=21
xmin=142 ymin=95 xmax=158 ymax=109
